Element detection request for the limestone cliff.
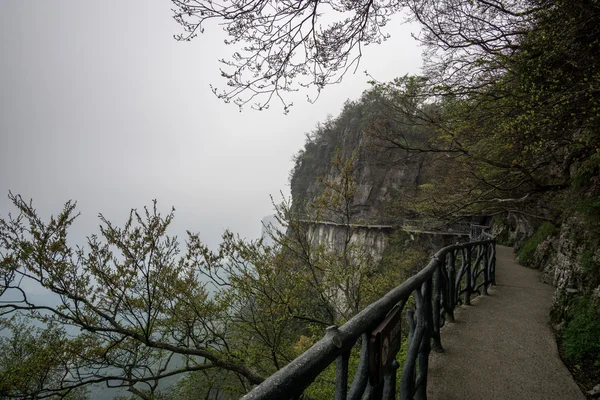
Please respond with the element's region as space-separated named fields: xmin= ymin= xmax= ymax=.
xmin=531 ymin=217 xmax=600 ymax=303
xmin=290 ymin=101 xmax=427 ymax=224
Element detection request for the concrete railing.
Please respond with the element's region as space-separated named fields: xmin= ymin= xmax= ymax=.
xmin=298 ymin=218 xmax=477 ymax=236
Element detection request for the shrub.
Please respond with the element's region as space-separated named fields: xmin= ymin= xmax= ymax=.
xmin=580 ymin=250 xmax=600 ymax=289
xmin=573 ymin=197 xmax=600 ymax=216
xmin=517 ymin=222 xmax=557 ymax=266
xmin=572 ymin=153 xmax=600 ymax=189
xmin=562 ymin=296 xmax=600 ymax=364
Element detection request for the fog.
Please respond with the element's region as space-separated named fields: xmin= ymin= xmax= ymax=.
xmin=0 ymin=1 xmax=422 ymax=250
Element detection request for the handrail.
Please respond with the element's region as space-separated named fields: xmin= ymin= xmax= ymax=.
xmin=401 ymin=219 xmax=471 ymax=234
xmin=242 ymin=239 xmax=497 ymax=399
xmin=298 ymin=218 xmax=474 ymax=236
xmin=469 ymin=224 xmax=491 ymax=241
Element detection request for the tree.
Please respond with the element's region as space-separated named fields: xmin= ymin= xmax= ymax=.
xmin=0 ymin=182 xmax=409 ymax=399
xmin=172 ymin=0 xmax=404 ymax=112
xmin=172 ymin=0 xmax=600 ymax=218
xmin=0 ymin=318 xmax=89 ymax=400
xmin=0 ymin=194 xmax=267 ymax=398
xmin=170 ymin=0 xmax=571 ymax=110
xmin=361 ymin=0 xmax=600 ymax=221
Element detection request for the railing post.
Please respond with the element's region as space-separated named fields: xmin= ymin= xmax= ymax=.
xmin=464 ymin=246 xmax=472 ymax=306
xmin=482 ymin=244 xmax=489 ymax=296
xmin=489 ymin=242 xmax=497 ymax=285
xmin=416 ymin=279 xmax=432 ymax=400
xmin=446 ymin=250 xmax=456 ymax=323
xmin=382 ymin=360 xmax=400 ymax=400
xmin=432 ymin=259 xmax=444 ymax=353
xmin=335 ymin=350 xmax=350 ymax=400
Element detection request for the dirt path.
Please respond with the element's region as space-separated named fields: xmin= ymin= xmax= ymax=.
xmin=427 ymin=245 xmax=585 ymax=400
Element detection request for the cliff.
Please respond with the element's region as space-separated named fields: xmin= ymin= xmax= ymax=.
xmin=289 ymin=99 xmax=428 ymax=224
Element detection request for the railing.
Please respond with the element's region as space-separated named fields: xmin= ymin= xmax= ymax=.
xmin=242 ymin=239 xmax=496 ymax=400
xmin=469 ymin=224 xmax=491 ymax=241
xmin=298 ymin=218 xmax=473 ymax=236
xmin=401 ymin=220 xmax=471 ymax=235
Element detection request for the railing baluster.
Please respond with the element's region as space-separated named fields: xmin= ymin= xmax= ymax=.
xmin=490 ymin=243 xmax=497 ymax=285
xmin=464 ymin=246 xmax=472 ymax=305
xmin=382 ymin=360 xmax=400 ymax=400
xmin=416 ymin=279 xmax=433 ymax=400
xmin=347 ymin=333 xmax=370 ymax=400
xmin=472 ymin=246 xmax=484 ymax=296
xmin=432 ymin=261 xmax=444 ymax=353
xmin=335 ymin=350 xmax=350 ymax=400
xmin=438 ymin=254 xmax=449 ymax=327
xmin=400 ymin=307 xmax=419 ymax=399
xmin=482 ymin=243 xmax=490 ymax=295
xmin=446 ymin=250 xmax=456 ymax=323
xmin=454 ymin=248 xmax=466 ymax=305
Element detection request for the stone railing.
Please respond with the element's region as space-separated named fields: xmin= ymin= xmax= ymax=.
xmin=242 ymin=238 xmax=496 ymax=399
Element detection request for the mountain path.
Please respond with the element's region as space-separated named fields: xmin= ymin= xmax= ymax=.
xmin=427 ymin=245 xmax=585 ymax=400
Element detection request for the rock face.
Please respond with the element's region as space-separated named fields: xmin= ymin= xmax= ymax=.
xmin=588 ymin=383 xmax=600 ymax=397
xmin=532 ymin=238 xmax=557 ymax=284
xmin=306 ymin=221 xmax=467 ymax=265
xmin=290 ymin=121 xmax=426 ymax=225
xmin=531 ymin=216 xmax=600 ymax=304
xmin=492 ymin=212 xmax=536 ymax=249
xmin=307 ymin=223 xmax=391 ymax=262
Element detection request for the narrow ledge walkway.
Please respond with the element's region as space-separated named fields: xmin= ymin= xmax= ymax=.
xmin=427 ymin=245 xmax=585 ymax=400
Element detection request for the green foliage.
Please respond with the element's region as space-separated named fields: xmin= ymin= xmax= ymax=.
xmin=572 ymin=197 xmax=600 ymax=216
xmin=375 ymin=231 xmax=429 ymax=289
xmin=1 ymin=168 xmax=429 ymax=398
xmin=0 ymin=318 xmax=89 ymax=399
xmin=517 ymin=222 xmax=557 ymax=266
xmin=580 ymin=250 xmax=600 ymax=289
xmin=561 ymin=296 xmax=600 ymax=365
xmin=490 ymin=216 xmax=514 ymax=246
xmin=573 ymin=153 xmax=600 ymax=189
xmin=580 ymin=250 xmax=599 ymax=273
xmin=161 ymin=369 xmax=245 ymax=400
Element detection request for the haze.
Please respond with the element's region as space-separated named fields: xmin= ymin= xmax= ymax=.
xmin=0 ymin=1 xmax=422 ymax=250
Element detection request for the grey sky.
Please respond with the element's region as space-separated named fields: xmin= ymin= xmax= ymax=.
xmin=0 ymin=1 xmax=422 ymax=250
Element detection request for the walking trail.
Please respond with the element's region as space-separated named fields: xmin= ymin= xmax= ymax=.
xmin=427 ymin=245 xmax=585 ymax=399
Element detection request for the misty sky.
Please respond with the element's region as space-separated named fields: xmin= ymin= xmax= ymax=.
xmin=0 ymin=1 xmax=422 ymax=250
